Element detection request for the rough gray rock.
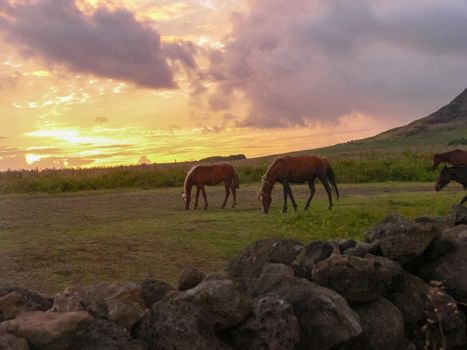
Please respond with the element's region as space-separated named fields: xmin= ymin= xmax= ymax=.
xmin=389 ymin=273 xmax=466 ymax=349
xmin=220 ymin=296 xmax=300 ymax=350
xmin=255 ymin=275 xmax=363 ymax=350
xmin=378 ymin=222 xmax=440 ymax=264
xmin=134 ymin=300 xmax=231 ymax=350
xmin=140 ymin=279 xmax=174 ymax=307
xmin=4 ymin=311 xmax=94 ymax=350
xmin=365 ymin=214 xmax=412 ymax=243
xmin=312 ymin=255 xmax=382 ymax=304
xmin=351 ymin=298 xmax=405 ymax=350
xmin=178 ymin=266 xmax=206 ymax=291
xmin=0 ymin=287 xmax=52 ymax=322
xmin=294 ymin=240 xmax=335 ymax=270
xmin=453 ymin=202 xmax=467 ymax=225
xmin=63 ymin=282 xmax=147 ymax=330
xmin=418 ymin=235 xmax=467 ymax=302
xmin=69 ymin=319 xmax=147 ymax=350
xmin=174 ymin=279 xmax=251 ymax=331
xmin=225 ymin=238 xmax=303 ymax=278
xmin=0 ymin=329 xmax=29 ymax=350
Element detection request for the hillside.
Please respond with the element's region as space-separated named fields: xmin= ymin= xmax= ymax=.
xmin=303 ymin=88 xmax=467 ymax=156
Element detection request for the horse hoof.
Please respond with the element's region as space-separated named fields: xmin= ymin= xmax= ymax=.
xmin=328 ymin=206 xmax=333 ymax=210
xmin=281 ymin=209 xmax=288 ymax=214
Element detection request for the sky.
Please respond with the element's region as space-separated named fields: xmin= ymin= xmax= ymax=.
xmin=1 ymin=0 xmax=467 ymax=170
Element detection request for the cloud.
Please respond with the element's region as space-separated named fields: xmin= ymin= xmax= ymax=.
xmin=0 ymin=0 xmax=197 ymax=89
xmin=204 ymin=0 xmax=467 ymax=127
xmin=95 ymin=117 xmax=109 ymax=124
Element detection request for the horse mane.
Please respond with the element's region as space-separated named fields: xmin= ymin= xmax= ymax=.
xmin=263 ymin=157 xmax=286 ymax=184
xmin=183 ymin=165 xmax=198 ymax=193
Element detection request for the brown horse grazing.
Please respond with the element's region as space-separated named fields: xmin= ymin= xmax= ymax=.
xmin=258 ymin=155 xmax=339 ymax=214
xmin=433 ymin=149 xmax=467 ymax=169
xmin=435 ymin=166 xmax=467 ymax=191
xmin=182 ymin=164 xmax=239 ymax=210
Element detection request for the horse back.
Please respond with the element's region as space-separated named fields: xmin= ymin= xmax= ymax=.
xmin=190 ymin=164 xmax=235 ymax=186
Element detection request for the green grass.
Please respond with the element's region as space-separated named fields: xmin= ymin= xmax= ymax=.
xmin=0 ymin=182 xmax=464 ymax=294
xmin=0 ymin=149 xmax=450 ymax=194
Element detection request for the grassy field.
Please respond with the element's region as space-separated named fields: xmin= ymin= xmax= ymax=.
xmin=0 ymin=182 xmax=465 ymax=295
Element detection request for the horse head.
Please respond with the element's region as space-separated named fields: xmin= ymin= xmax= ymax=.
xmin=258 ymin=180 xmax=273 ymax=214
xmin=435 ymin=166 xmax=450 ymax=191
xmin=181 ymin=191 xmax=190 ymax=210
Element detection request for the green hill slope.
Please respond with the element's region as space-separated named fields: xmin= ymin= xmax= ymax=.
xmin=306 ymin=88 xmax=467 ymax=155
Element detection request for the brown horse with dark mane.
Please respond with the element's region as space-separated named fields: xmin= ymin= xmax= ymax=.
xmin=435 ymin=166 xmax=467 ymax=192
xmin=182 ymin=164 xmax=239 ymax=210
xmin=258 ymin=155 xmax=339 ymax=214
xmin=433 ymin=149 xmax=467 ymax=169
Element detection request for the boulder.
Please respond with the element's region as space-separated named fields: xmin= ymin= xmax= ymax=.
xmin=379 ymin=222 xmax=440 ymax=265
xmin=453 ymin=202 xmax=467 ymax=226
xmin=248 ymin=265 xmax=295 ymax=297
xmin=0 ymin=287 xmax=52 ymax=322
xmin=418 ymin=235 xmax=467 ymax=302
xmin=344 ymin=241 xmax=381 ymax=257
xmin=140 ymin=279 xmax=174 ymax=307
xmin=365 ymin=214 xmax=412 ymax=243
xmin=225 ymin=238 xmax=303 ymax=278
xmin=178 ymin=266 xmax=206 ymax=291
xmin=389 ymin=273 xmax=465 ymax=349
xmin=312 ymin=255 xmax=382 ymax=304
xmin=0 ymin=292 xmax=25 ymax=321
xmin=220 ymin=296 xmax=300 ymax=350
xmin=174 ymin=279 xmax=251 ymax=331
xmin=0 ymin=330 xmax=29 ymax=350
xmin=134 ymin=299 xmax=231 ymax=350
xmin=365 ymin=255 xmax=404 ymax=295
xmin=254 ymin=275 xmax=362 ymax=350
xmin=63 ymin=282 xmax=146 ymax=330
xmin=415 ymin=215 xmax=452 ymax=230
xmin=69 ymin=319 xmax=147 ymax=350
xmin=4 ymin=311 xmax=93 ymax=350
xmin=351 ymin=298 xmax=405 ymax=350
xmin=336 ymin=239 xmax=356 ymax=252
xmin=49 ymin=292 xmax=84 ymax=313
xmin=294 ymin=240 xmax=335 ymax=271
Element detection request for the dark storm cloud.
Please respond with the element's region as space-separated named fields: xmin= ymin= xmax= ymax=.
xmin=0 ymin=0 xmax=196 ymax=89
xmin=206 ymin=0 xmax=467 ymax=127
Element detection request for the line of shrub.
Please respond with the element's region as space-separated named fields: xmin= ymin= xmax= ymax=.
xmin=0 ymin=151 xmax=438 ymax=194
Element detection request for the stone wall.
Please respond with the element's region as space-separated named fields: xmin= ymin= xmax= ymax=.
xmin=1 ymin=203 xmax=467 ymax=350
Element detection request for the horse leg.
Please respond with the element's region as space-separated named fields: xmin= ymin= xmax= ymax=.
xmin=221 ymin=185 xmax=230 ymax=209
xmin=319 ymin=175 xmax=333 ymax=210
xmin=304 ymin=180 xmax=316 ymax=211
xmin=231 ymin=188 xmax=237 ymax=208
xmin=194 ymin=186 xmax=200 ymax=209
xmin=201 ymin=186 xmax=208 ymax=209
xmin=285 ymin=183 xmax=298 ymax=211
xmin=282 ymin=183 xmax=288 ymax=213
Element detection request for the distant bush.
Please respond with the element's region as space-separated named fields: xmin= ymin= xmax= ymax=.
xmin=0 ymin=150 xmax=439 ymax=194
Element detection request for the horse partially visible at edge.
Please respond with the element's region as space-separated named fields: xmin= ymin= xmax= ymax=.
xmin=433 ymin=149 xmax=467 ymax=169
xmin=435 ymin=166 xmax=467 ymax=192
xmin=182 ymin=164 xmax=239 ymax=210
xmin=258 ymin=155 xmax=339 ymax=214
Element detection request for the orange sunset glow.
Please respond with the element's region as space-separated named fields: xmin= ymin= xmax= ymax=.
xmin=1 ymin=0 xmax=467 ymax=170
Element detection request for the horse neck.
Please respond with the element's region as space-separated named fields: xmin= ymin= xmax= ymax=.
xmin=183 ymin=174 xmax=193 ymax=195
xmin=263 ymin=162 xmax=281 ymax=191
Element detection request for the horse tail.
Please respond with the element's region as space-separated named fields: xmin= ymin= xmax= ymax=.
xmin=325 ymin=161 xmax=339 ymax=200
xmin=232 ymin=172 xmax=240 ymax=189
